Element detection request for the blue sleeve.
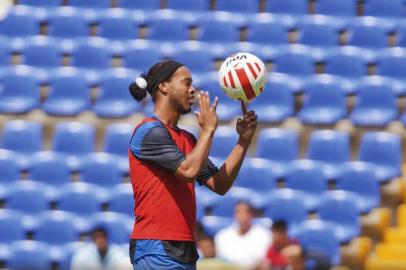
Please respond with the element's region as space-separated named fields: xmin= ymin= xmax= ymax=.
xmin=130 ymin=122 xmax=186 ymax=173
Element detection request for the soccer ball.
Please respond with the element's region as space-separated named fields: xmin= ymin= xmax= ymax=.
xmin=218 ymin=52 xmax=267 ymax=102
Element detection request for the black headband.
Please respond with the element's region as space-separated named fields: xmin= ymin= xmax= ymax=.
xmin=146 ymin=60 xmax=184 ymax=95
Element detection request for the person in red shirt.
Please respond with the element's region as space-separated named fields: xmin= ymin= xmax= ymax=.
xmin=127 ymin=60 xmax=258 ymax=270
xmin=264 ymin=220 xmax=299 ymax=270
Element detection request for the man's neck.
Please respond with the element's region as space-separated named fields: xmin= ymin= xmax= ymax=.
xmin=153 ymin=104 xmax=180 ymax=129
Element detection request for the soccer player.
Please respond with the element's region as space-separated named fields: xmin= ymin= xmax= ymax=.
xmin=128 ymin=59 xmax=258 ymax=270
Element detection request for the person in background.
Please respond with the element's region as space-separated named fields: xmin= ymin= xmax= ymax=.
xmin=215 ymin=201 xmax=272 ymax=269
xmin=70 ymin=227 xmax=132 ymax=270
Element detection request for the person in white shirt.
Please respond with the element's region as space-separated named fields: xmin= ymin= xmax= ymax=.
xmin=214 ymin=201 xmax=272 ymax=270
xmin=70 ymin=226 xmax=132 ymax=270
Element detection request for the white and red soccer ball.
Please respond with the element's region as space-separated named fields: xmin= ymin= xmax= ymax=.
xmin=218 ymin=52 xmax=267 ymax=102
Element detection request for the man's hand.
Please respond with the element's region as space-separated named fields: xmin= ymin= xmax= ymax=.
xmin=195 ymin=91 xmax=218 ymax=134
xmin=236 ymin=100 xmax=257 ymax=144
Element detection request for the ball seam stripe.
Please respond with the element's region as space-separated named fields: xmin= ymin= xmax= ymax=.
xmin=247 ymin=62 xmax=258 ymax=79
xmin=235 ymin=67 xmax=256 ymax=100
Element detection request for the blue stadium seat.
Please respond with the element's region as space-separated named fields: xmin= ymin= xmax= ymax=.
xmin=234 ymin=158 xmax=278 ymax=192
xmin=43 ymin=68 xmax=91 ymax=116
xmin=195 ymin=184 xmax=221 ymax=210
xmin=376 ymin=48 xmax=406 ymax=94
xmin=285 ymin=160 xmax=328 ymax=211
xmin=104 ymin=123 xmax=132 ymax=173
xmin=0 ymin=42 xmax=11 ymax=65
xmin=19 ymin=0 xmax=60 ymax=6
xmin=122 ymin=41 xmax=162 ymax=71
xmin=358 ymin=132 xmax=401 ymax=181
xmin=315 ymin=0 xmax=357 ymax=17
xmin=30 ymin=152 xmax=70 ymax=186
xmin=249 ymin=81 xmax=294 ymax=123
xmin=198 ymin=19 xmax=240 ymax=44
xmin=347 ymin=18 xmax=392 ymax=51
xmin=256 ymin=128 xmax=299 ymax=176
xmin=211 ymin=187 xmax=262 ymax=217
xmin=108 ymin=183 xmax=134 ymax=217
xmin=57 ymin=182 xmax=102 ymax=217
xmin=364 ymin=0 xmax=405 ymax=19
xmin=48 ymin=7 xmax=89 ymax=39
xmin=0 ymin=7 xmax=38 ymax=37
xmin=167 ymin=0 xmax=209 ymax=11
xmin=21 ymin=36 xmax=61 ymax=67
xmin=147 ymin=15 xmax=189 ymax=41
xmin=98 ymin=10 xmax=138 ymax=40
xmin=307 ymin=130 xmax=350 ymax=180
xmin=210 ymin=126 xmax=239 ymax=158
xmin=6 ymin=181 xmax=50 ymax=215
xmin=93 ymin=68 xmax=140 ymax=118
xmin=0 ymin=209 xmax=25 ymax=243
xmin=35 ymin=211 xmax=78 ymax=245
xmin=298 ymin=76 xmax=346 ymax=125
xmin=172 ymin=45 xmax=214 ymax=74
xmin=68 ymin=0 xmax=111 ymax=8
xmin=91 ymin=212 xmax=131 ymax=244
xmin=265 ymin=189 xmax=308 ymax=236
xmin=351 ymin=78 xmax=397 ymax=127
xmin=318 ymin=190 xmax=360 ymax=243
xmin=336 ymin=161 xmax=380 ymax=214
xmin=0 ymin=67 xmax=40 ymax=114
xmin=0 ymin=150 xmax=20 ymax=184
xmin=325 ymin=47 xmax=368 ymax=94
xmin=201 ymin=216 xmax=233 ymax=236
xmin=297 ymin=18 xmax=340 ymax=47
xmin=1 ymin=120 xmax=42 ymax=169
xmin=117 ymin=0 xmax=160 ymax=10
xmin=246 ymin=17 xmax=290 ymax=45
xmin=81 ymin=153 xmax=123 ymax=187
xmin=8 ymin=240 xmax=51 ymax=270
xmin=52 ymin=121 xmax=95 ymax=171
xmin=296 ymin=220 xmax=340 ymax=265
xmin=266 ymin=0 xmax=307 ymax=15
xmin=71 ymin=38 xmax=112 ymax=69
xmin=216 ymin=0 xmax=258 ymax=13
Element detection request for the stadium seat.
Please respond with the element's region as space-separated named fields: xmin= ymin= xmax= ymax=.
xmin=376 ymin=48 xmax=406 ymax=95
xmin=296 ymin=220 xmax=340 ymax=265
xmin=297 ymin=19 xmax=340 ymax=47
xmin=364 ymin=0 xmax=405 ymax=19
xmin=246 ymin=17 xmax=290 ymax=45
xmin=265 ymin=189 xmax=308 ymax=236
xmin=172 ymin=45 xmax=214 ymax=74
xmin=93 ymin=68 xmax=140 ymax=118
xmin=234 ymin=158 xmax=278 ymax=192
xmin=307 ymin=130 xmax=350 ymax=180
xmin=211 ymin=187 xmax=263 ymax=217
xmin=249 ymin=81 xmax=294 ymax=123
xmin=8 ymin=240 xmax=51 ymax=270
xmin=284 ymin=160 xmax=328 ymax=211
xmin=336 ymin=161 xmax=380 ymax=214
xmin=325 ymin=47 xmax=368 ymax=94
xmin=167 ymin=0 xmax=209 ymax=11
xmin=71 ymin=38 xmax=111 ymax=69
xmin=195 ymin=184 xmax=221 ymax=210
xmin=21 ymin=37 xmax=61 ymax=67
xmin=198 ymin=19 xmax=240 ymax=43
xmin=35 ymin=211 xmax=78 ymax=245
xmin=201 ymin=216 xmax=233 ymax=236
xmin=43 ymin=68 xmax=91 ymax=116
xmin=0 ymin=209 xmax=25 ymax=243
xmin=216 ymin=0 xmax=258 ymax=13
xmin=298 ymin=76 xmax=346 ymax=125
xmin=274 ymin=45 xmax=315 ymax=76
xmin=122 ymin=42 xmax=162 ymax=71
xmin=210 ymin=126 xmax=239 ymax=158
xmin=6 ymin=181 xmax=50 ymax=215
xmin=57 ymin=182 xmax=102 ymax=217
xmin=81 ymin=153 xmax=123 ymax=187
xmin=266 ymin=0 xmax=307 ymax=15
xmin=68 ymin=0 xmax=110 ymax=8
xmin=351 ymin=78 xmax=397 ymax=127
xmin=108 ymin=183 xmax=134 ymax=217
xmin=48 ymin=7 xmax=89 ymax=39
xmin=0 ymin=67 xmax=40 ymax=114
xmin=104 ymin=123 xmax=133 ymax=173
xmin=0 ymin=42 xmax=11 ymax=65
xmin=315 ymin=0 xmax=357 ymax=17
xmin=117 ymin=0 xmax=160 ymax=10
xmin=98 ymin=9 xmax=138 ymax=40
xmin=0 ymin=7 xmax=38 ymax=37
xmin=256 ymin=128 xmax=299 ymax=176
xmin=358 ymin=132 xmax=402 ymax=181
xmin=91 ymin=212 xmax=131 ymax=244
xmin=318 ymin=190 xmax=361 ymax=243
xmin=0 ymin=150 xmax=19 ymax=184
xmin=52 ymin=121 xmax=95 ymax=171
xmin=30 ymin=152 xmax=70 ymax=186
xmin=1 ymin=120 xmax=42 ymax=169
xmin=147 ymin=15 xmax=189 ymax=41
xmin=19 ymin=0 xmax=60 ymax=6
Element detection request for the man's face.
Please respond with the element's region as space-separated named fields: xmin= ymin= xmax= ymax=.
xmin=234 ymin=202 xmax=253 ymax=230
xmin=92 ymin=231 xmax=108 ymax=251
xmin=272 ymin=230 xmax=289 ymax=249
xmin=166 ymin=66 xmax=196 ymax=114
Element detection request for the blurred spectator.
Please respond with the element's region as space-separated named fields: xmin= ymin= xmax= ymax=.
xmin=215 ymin=201 xmax=272 ymax=269
xmin=70 ymin=227 xmax=132 ymax=270
xmin=282 ymin=245 xmax=331 ymax=270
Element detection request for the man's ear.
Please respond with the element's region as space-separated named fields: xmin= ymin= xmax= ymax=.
xmin=158 ymin=81 xmax=169 ymax=95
